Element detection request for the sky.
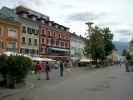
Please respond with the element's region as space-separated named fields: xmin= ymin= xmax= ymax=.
xmin=0 ymin=0 xmax=133 ymax=42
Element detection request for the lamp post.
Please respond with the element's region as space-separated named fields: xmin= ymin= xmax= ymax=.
xmin=85 ymin=22 xmax=94 ymax=36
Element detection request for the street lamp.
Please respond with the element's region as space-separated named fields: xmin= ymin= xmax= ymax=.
xmin=85 ymin=22 xmax=94 ymax=36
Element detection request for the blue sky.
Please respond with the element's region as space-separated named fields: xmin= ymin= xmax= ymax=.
xmin=0 ymin=0 xmax=133 ymax=42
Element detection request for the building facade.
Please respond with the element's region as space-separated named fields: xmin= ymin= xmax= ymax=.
xmin=70 ymin=33 xmax=85 ymax=64
xmin=15 ymin=6 xmax=49 ymax=56
xmin=128 ymin=39 xmax=133 ymax=56
xmin=0 ymin=16 xmax=21 ymax=53
xmin=0 ymin=6 xmax=70 ymax=60
xmin=40 ymin=21 xmax=70 ymax=61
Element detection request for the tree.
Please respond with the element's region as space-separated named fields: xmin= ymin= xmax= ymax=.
xmin=0 ymin=55 xmax=33 ymax=88
xmin=102 ymin=27 xmax=115 ymax=56
xmin=84 ymin=26 xmax=105 ymax=63
xmin=84 ymin=25 xmax=115 ymax=66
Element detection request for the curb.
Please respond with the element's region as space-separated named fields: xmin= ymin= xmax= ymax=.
xmin=0 ymin=82 xmax=35 ymax=99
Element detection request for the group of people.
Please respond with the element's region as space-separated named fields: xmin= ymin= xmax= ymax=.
xmin=34 ymin=61 xmax=64 ymax=80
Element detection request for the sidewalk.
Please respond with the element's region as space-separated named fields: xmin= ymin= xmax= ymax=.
xmin=0 ymin=67 xmax=95 ymax=99
xmin=0 ymin=68 xmax=75 ymax=99
xmin=0 ymin=81 xmax=34 ymax=99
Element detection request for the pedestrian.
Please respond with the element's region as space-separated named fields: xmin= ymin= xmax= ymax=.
xmin=35 ymin=62 xmax=41 ymax=80
xmin=45 ymin=62 xmax=50 ymax=80
xmin=125 ymin=53 xmax=131 ymax=72
xmin=60 ymin=61 xmax=64 ymax=77
xmin=119 ymin=59 xmax=122 ymax=67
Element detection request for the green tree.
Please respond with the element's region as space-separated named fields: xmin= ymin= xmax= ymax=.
xmin=84 ymin=26 xmax=105 ymax=63
xmin=0 ymin=55 xmax=33 ymax=88
xmin=102 ymin=27 xmax=115 ymax=56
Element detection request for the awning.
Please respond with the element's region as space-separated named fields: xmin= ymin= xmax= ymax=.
xmin=80 ymin=59 xmax=93 ymax=62
xmin=2 ymin=51 xmax=32 ymax=59
xmin=48 ymin=47 xmax=69 ymax=52
xmin=32 ymin=57 xmax=56 ymax=62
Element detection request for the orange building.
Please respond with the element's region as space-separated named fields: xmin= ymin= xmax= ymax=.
xmin=0 ymin=17 xmax=21 ymax=53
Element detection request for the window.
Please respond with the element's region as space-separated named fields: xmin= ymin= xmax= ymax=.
xmin=61 ymin=41 xmax=64 ymax=47
xmin=48 ymin=22 xmax=52 ymax=26
xmin=0 ymin=40 xmax=3 ymax=48
xmin=28 ymin=38 xmax=32 ymax=45
xmin=52 ymin=39 xmax=56 ymax=46
xmin=22 ymin=37 xmax=26 ymax=44
xmin=20 ymin=48 xmax=25 ymax=53
xmin=48 ymin=31 xmax=52 ymax=37
xmin=27 ymin=27 xmax=32 ymax=34
xmin=34 ymin=39 xmax=37 ymax=45
xmin=8 ymin=28 xmax=17 ymax=38
xmin=56 ymin=40 xmax=59 ymax=46
xmin=48 ymin=38 xmax=51 ymax=46
xmin=32 ymin=17 xmax=36 ymax=21
xmin=22 ymin=26 xmax=26 ymax=33
xmin=41 ymin=29 xmax=46 ymax=35
xmin=48 ymin=31 xmax=50 ymax=37
xmin=42 ymin=38 xmax=44 ymax=43
xmin=41 ymin=48 xmax=47 ymax=53
xmin=7 ymin=41 xmax=16 ymax=51
xmin=53 ymin=32 xmax=56 ymax=37
xmin=35 ymin=30 xmax=39 ymax=35
xmin=65 ymin=42 xmax=67 ymax=48
xmin=32 ymin=29 xmax=35 ymax=34
xmin=59 ymin=34 xmax=61 ymax=38
xmin=55 ymin=25 xmax=58 ymax=28
xmin=0 ymin=26 xmax=3 ymax=37
xmin=25 ymin=49 xmax=29 ymax=54
xmin=41 ymin=38 xmax=47 ymax=44
xmin=41 ymin=29 xmax=45 ymax=35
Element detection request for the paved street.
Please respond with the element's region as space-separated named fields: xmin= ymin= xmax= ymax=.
xmin=1 ymin=65 xmax=133 ymax=100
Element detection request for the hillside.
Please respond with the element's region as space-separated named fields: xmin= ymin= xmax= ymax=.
xmin=113 ymin=41 xmax=128 ymax=55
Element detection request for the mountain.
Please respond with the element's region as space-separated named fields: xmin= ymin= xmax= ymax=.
xmin=113 ymin=41 xmax=128 ymax=55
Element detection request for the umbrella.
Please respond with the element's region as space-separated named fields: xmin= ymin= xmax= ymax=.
xmin=32 ymin=57 xmax=56 ymax=62
xmin=2 ymin=51 xmax=32 ymax=59
xmin=80 ymin=59 xmax=93 ymax=62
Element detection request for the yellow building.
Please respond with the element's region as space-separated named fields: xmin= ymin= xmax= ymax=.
xmin=0 ymin=17 xmax=21 ymax=53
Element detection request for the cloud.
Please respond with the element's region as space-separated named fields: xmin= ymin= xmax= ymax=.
xmin=115 ymin=29 xmax=133 ymax=36
xmin=66 ymin=12 xmax=107 ymax=22
xmin=61 ymin=4 xmax=74 ymax=9
xmin=97 ymin=21 xmax=119 ymax=27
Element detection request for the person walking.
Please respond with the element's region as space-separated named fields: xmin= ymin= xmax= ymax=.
xmin=125 ymin=53 xmax=131 ymax=72
xmin=45 ymin=62 xmax=50 ymax=80
xmin=60 ymin=61 xmax=64 ymax=77
xmin=119 ymin=58 xmax=122 ymax=67
xmin=35 ymin=62 xmax=41 ymax=80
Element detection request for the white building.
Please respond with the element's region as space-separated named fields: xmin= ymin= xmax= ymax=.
xmin=128 ymin=39 xmax=133 ymax=56
xmin=70 ymin=33 xmax=86 ymax=65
